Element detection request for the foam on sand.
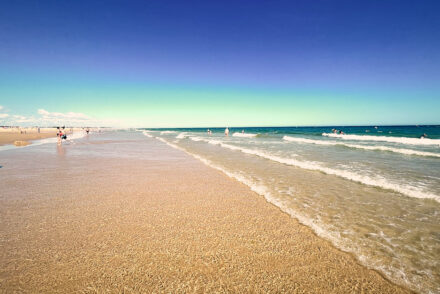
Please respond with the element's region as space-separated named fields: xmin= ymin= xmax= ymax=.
xmin=323 ymin=133 xmax=440 ymax=146
xmin=283 ymin=136 xmax=440 ymax=158
xmin=154 ymin=137 xmax=337 ymax=243
xmin=152 ymin=136 xmax=415 ymax=293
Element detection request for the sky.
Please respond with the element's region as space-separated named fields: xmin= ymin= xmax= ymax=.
xmin=0 ymin=0 xmax=439 ymax=127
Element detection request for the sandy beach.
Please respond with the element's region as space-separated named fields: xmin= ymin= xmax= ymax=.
xmin=0 ymin=127 xmax=87 ymax=146
xmin=0 ymin=132 xmax=411 ymax=293
xmin=0 ymin=127 xmax=58 ymax=146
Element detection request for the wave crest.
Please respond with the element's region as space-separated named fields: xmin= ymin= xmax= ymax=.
xmin=322 ymin=133 xmax=440 ymax=146
xmin=232 ymin=132 xmax=257 ymax=138
xmin=190 ymin=137 xmax=439 ymax=202
xmin=283 ymin=136 xmax=440 ymax=158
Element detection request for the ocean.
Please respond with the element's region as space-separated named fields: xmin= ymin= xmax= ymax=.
xmin=143 ymin=125 xmax=440 ymax=294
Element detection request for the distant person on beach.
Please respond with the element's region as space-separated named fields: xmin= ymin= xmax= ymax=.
xmin=242 ymin=130 xmax=245 ymax=134
xmin=420 ymin=133 xmax=428 ymax=139
xmin=86 ymin=128 xmax=90 ymax=134
xmin=57 ymin=127 xmax=62 ymax=145
xmin=225 ymin=127 xmax=229 ymax=136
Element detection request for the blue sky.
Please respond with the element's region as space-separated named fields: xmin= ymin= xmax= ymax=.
xmin=0 ymin=0 xmax=439 ymax=127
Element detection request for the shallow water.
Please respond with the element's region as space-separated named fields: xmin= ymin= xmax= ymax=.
xmin=147 ymin=126 xmax=440 ymax=294
xmin=1 ymin=127 xmax=439 ymax=293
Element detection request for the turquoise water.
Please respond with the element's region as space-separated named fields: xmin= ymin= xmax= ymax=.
xmin=145 ymin=126 xmax=440 ymax=294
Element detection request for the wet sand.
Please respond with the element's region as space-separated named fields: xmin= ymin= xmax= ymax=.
xmin=0 ymin=135 xmax=411 ymax=293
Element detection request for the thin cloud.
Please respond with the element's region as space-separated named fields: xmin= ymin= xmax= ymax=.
xmin=3 ymin=108 xmax=125 ymax=127
xmin=38 ymin=109 xmax=90 ymax=120
xmin=12 ymin=115 xmax=34 ymax=123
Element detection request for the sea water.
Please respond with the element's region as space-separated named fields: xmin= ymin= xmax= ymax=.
xmin=145 ymin=126 xmax=440 ymax=294
xmin=2 ymin=127 xmax=438 ymax=293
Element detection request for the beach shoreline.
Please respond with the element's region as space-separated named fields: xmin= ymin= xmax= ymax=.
xmin=0 ymin=127 xmax=87 ymax=146
xmin=0 ymin=133 xmax=412 ymax=293
xmin=0 ymin=127 xmax=62 ymax=146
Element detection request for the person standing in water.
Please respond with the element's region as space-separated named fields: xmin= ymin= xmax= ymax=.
xmin=57 ymin=127 xmax=62 ymax=145
xmin=225 ymin=127 xmax=229 ymax=136
xmin=61 ymin=126 xmax=67 ymax=140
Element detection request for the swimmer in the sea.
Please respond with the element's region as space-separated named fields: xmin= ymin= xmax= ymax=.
xmin=420 ymin=133 xmax=428 ymax=139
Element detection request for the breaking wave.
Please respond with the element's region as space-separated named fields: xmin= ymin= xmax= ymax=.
xmin=283 ymin=136 xmax=440 ymax=158
xmin=323 ymin=133 xmax=440 ymax=146
xmin=232 ymin=132 xmax=258 ymax=138
xmin=190 ymin=136 xmax=440 ymax=203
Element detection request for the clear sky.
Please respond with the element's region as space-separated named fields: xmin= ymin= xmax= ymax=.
xmin=0 ymin=0 xmax=439 ymax=127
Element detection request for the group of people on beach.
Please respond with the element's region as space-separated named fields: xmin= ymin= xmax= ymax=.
xmin=56 ymin=127 xmax=67 ymax=145
xmin=57 ymin=127 xmax=92 ymax=145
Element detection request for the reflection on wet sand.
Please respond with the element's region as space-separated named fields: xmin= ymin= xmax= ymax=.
xmin=0 ymin=131 xmax=410 ymax=293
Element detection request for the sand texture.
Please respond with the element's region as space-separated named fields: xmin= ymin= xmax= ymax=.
xmin=0 ymin=129 xmax=57 ymax=146
xmin=0 ymin=137 xmax=411 ymax=293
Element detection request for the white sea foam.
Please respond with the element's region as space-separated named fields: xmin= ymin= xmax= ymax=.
xmin=153 ymin=136 xmax=337 ymax=242
xmin=232 ymin=132 xmax=258 ymax=138
xmin=152 ymin=135 xmax=419 ymax=292
xmin=155 ymin=135 xmax=438 ymax=293
xmin=190 ymin=138 xmax=440 ymax=202
xmin=283 ymin=136 xmax=440 ymax=158
xmin=323 ymin=133 xmax=440 ymax=146
xmin=160 ymin=131 xmax=177 ymax=134
xmin=189 ymin=136 xmax=204 ymax=142
xmin=176 ymin=132 xmax=188 ymax=139
xmin=142 ymin=131 xmax=153 ymax=138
